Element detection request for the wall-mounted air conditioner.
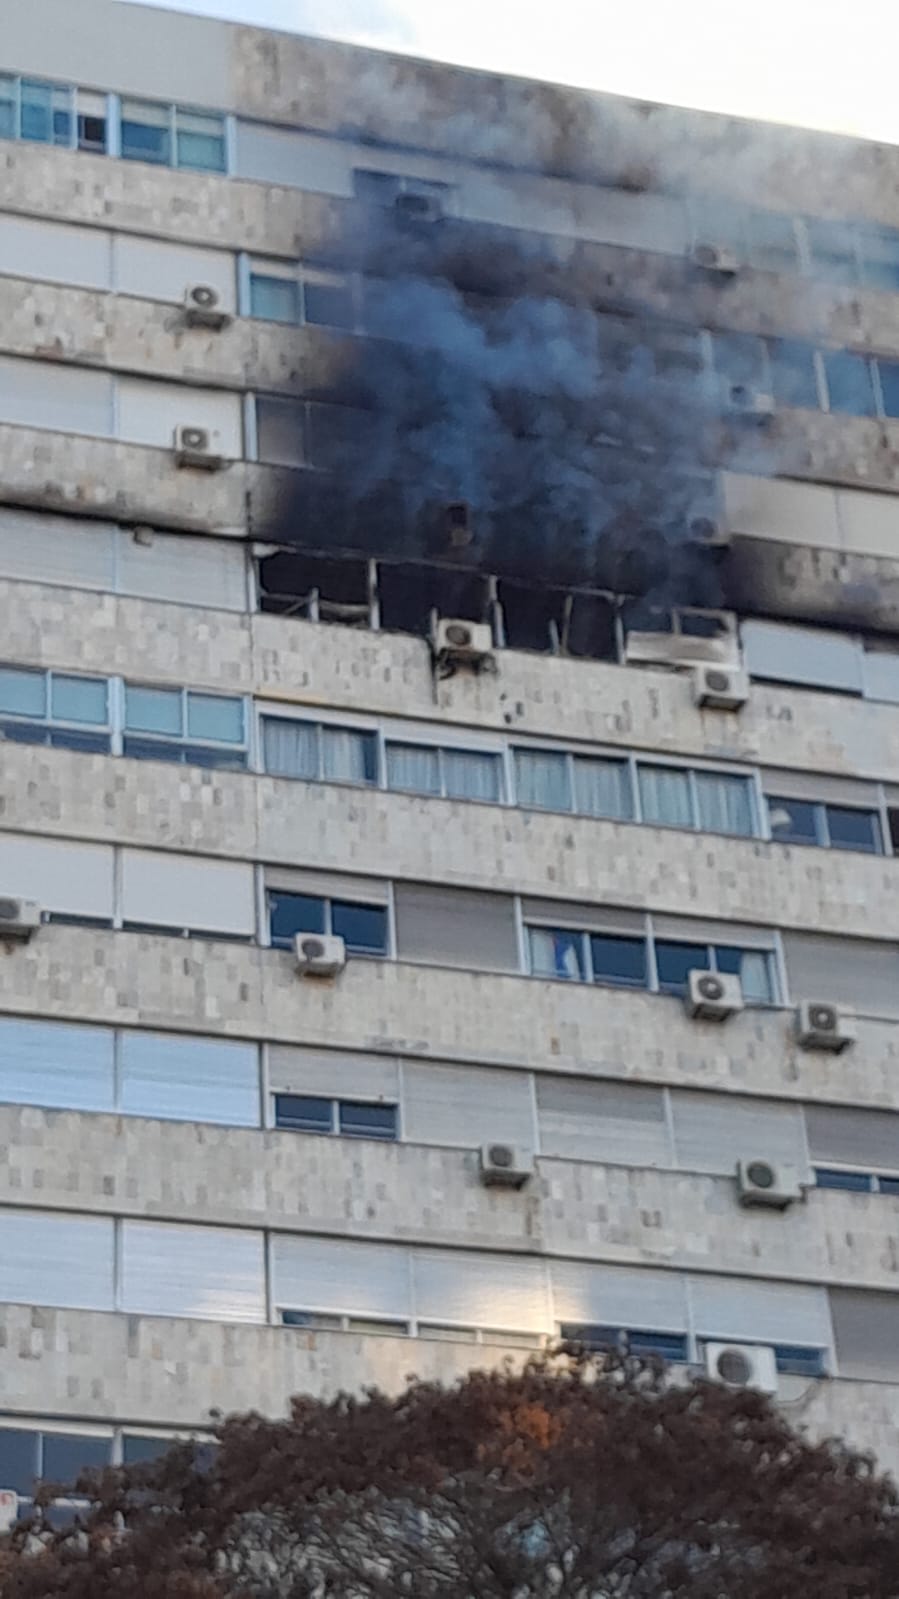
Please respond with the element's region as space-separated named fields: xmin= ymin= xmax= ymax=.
xmin=294 ymin=932 xmax=346 ymax=978
xmin=692 ymin=242 xmax=739 ymax=275
xmin=704 ymin=1342 xmax=778 ymax=1394
xmin=173 ymin=425 xmax=224 ymax=471
xmin=433 ymin=617 xmax=495 ymax=670
xmin=0 ymin=896 xmax=40 ymax=942
xmin=183 ymin=283 xmax=232 ymax=330
xmin=727 ymin=383 xmax=775 ymax=420
xmin=736 ymin=1157 xmax=803 ymax=1210
xmin=795 ymin=1000 xmax=857 ymax=1052
xmin=685 ymin=969 xmax=744 ymax=1022
xmin=394 ymin=191 xmax=444 ymax=223
xmin=692 ymin=664 xmax=749 ymax=710
xmin=478 ymin=1142 xmax=533 ymax=1189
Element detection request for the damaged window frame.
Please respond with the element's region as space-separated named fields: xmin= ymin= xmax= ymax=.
xmin=243 ymin=256 xmax=367 ymax=333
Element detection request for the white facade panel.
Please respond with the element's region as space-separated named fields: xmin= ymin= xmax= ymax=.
xmin=402 ymin=1063 xmax=534 ymax=1150
xmin=268 ymin=1047 xmax=399 ymax=1102
xmin=114 ymin=531 xmax=247 ymax=610
xmin=0 ymin=834 xmax=114 ymax=921
xmin=741 ymin=620 xmax=864 ymax=693
xmin=120 ymin=1220 xmax=266 ymax=1324
xmin=234 ymin=124 xmax=353 ymax=194
xmin=688 ymin=1276 xmax=832 ymax=1346
xmin=0 ymin=1209 xmax=114 ymax=1312
xmin=120 ymin=1033 xmax=259 ymax=1126
xmin=116 ymin=378 xmax=243 ymax=457
xmin=0 ymin=508 xmax=117 ymax=590
xmin=270 ymin=1235 xmax=412 ymax=1319
xmin=413 ymin=1249 xmax=550 ymax=1333
xmin=551 ymin=1262 xmax=689 ymax=1332
xmin=0 ymin=214 xmax=113 ymax=291
xmin=112 ymin=236 xmax=237 ymax=310
xmin=120 ymin=850 xmax=255 ymax=936
xmin=0 ymin=356 xmax=113 ymax=437
xmin=0 ymin=1018 xmax=115 ymax=1114
xmin=537 ymin=1078 xmax=670 ymax=1167
xmin=670 ymin=1092 xmax=809 ymax=1178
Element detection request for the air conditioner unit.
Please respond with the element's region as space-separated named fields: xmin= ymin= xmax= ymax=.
xmin=704 ymin=1342 xmax=778 ymax=1395
xmin=727 ymin=383 xmax=776 ymax=420
xmin=692 ymin=242 xmax=739 ymax=275
xmin=692 ymin=664 xmax=749 ymax=710
xmin=0 ymin=897 xmax=40 ymax=942
xmin=736 ymin=1157 xmax=803 ymax=1210
xmin=795 ymin=1000 xmax=857 ymax=1052
xmin=434 ymin=617 xmax=495 ymax=669
xmin=688 ymin=514 xmax=730 ymax=548
xmin=294 ymin=932 xmax=346 ymax=978
xmin=478 ymin=1142 xmax=533 ymax=1189
xmin=173 ymin=425 xmax=224 ymax=471
xmin=183 ymin=283 xmax=231 ymax=330
xmin=395 ymin=190 xmax=444 ymax=223
xmin=685 ymin=969 xmax=744 ymax=1022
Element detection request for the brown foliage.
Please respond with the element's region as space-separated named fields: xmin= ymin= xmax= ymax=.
xmin=1 ymin=1348 xmax=897 ymax=1598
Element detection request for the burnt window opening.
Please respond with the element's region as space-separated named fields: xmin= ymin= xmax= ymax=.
xmin=257 ymin=550 xmax=372 ymax=625
xmin=378 ymin=563 xmax=491 ymax=639
xmin=622 ymin=601 xmax=734 ymax=642
xmin=497 ymin=580 xmax=618 ymax=661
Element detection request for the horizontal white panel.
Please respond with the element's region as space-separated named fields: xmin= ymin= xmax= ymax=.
xmin=121 ymin=850 xmax=255 ymax=936
xmin=268 ymin=1047 xmax=398 ymax=1101
xmin=652 ymin=915 xmax=774 ymax=948
xmin=0 ymin=833 xmax=114 ymax=920
xmin=0 ymin=355 xmax=113 ymax=437
xmin=116 ymin=377 xmax=243 ymax=457
xmin=742 ymin=620 xmax=863 ymax=693
xmin=537 ymin=1078 xmax=670 ymax=1166
xmin=760 ymin=767 xmax=879 ymax=805
xmin=0 ymin=1017 xmax=114 ymax=1113
xmin=271 ymin=1234 xmax=412 ymax=1318
xmin=114 ymin=530 xmax=247 ymax=611
xmin=783 ymin=933 xmax=899 ymax=1017
xmin=394 ymin=883 xmax=519 ymax=972
xmin=120 ymin=1033 xmax=259 ymax=1126
xmin=403 ymin=1062 xmax=534 ymax=1149
xmin=862 ymin=650 xmax=899 ymax=706
xmin=806 ymin=1105 xmax=899 ymax=1170
xmin=0 ymin=214 xmax=113 ymax=291
xmin=113 ymin=235 xmax=236 ymax=310
xmin=721 ymin=473 xmax=841 ymax=548
xmin=263 ymin=867 xmax=389 ymax=904
xmin=552 ymin=1261 xmax=689 ymax=1331
xmin=413 ymin=1249 xmax=549 ymax=1333
xmin=521 ymin=900 xmax=644 ymax=934
xmin=831 ymin=1289 xmax=899 ymax=1379
xmin=0 ymin=507 xmax=117 ymax=590
xmin=670 ymin=1092 xmax=809 ymax=1177
xmin=234 ymin=124 xmax=353 ymax=195
xmin=689 ymin=1275 xmax=832 ymax=1345
xmin=121 ymin=1220 xmax=266 ymax=1324
xmin=0 ymin=1208 xmax=114 ymax=1311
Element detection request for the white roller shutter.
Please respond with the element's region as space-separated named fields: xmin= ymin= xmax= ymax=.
xmin=121 ymin=1220 xmax=266 ymax=1323
xmin=268 ymin=1047 xmax=398 ymax=1101
xmin=551 ymin=1262 xmax=689 ymax=1332
xmin=670 ymin=1092 xmax=808 ymax=1178
xmin=0 ymin=834 xmax=114 ymax=921
xmin=805 ymin=1106 xmax=899 ymax=1171
xmin=760 ymin=767 xmax=879 ymax=806
xmin=521 ymin=899 xmax=644 ymax=935
xmin=537 ymin=1078 xmax=670 ymax=1166
xmin=403 ymin=1063 xmax=534 ymax=1149
xmin=121 ymin=850 xmax=255 ymax=937
xmin=0 ymin=1208 xmax=114 ymax=1311
xmin=0 ymin=1018 xmax=114 ymax=1113
xmin=120 ymin=1033 xmax=259 ymax=1126
xmin=114 ymin=530 xmax=247 ymax=611
xmin=116 ymin=377 xmax=243 ymax=458
xmin=782 ymin=932 xmax=899 ymax=1017
xmin=394 ymin=884 xmax=520 ymax=971
xmin=741 ymin=620 xmax=864 ymax=693
xmin=112 ymin=236 xmax=236 ymax=310
xmin=412 ymin=1249 xmax=550 ymax=1334
xmin=830 ymin=1289 xmax=899 ymax=1379
xmin=270 ymin=1234 xmax=412 ymax=1319
xmin=234 ymin=125 xmax=351 ymax=194
xmin=264 ymin=868 xmax=389 ymax=904
xmin=0 ymin=509 xmax=116 ymax=591
xmin=689 ymin=1275 xmax=832 ymax=1346
xmin=0 ymin=215 xmax=113 ymax=290
xmin=652 ymin=914 xmax=774 ymax=948
xmin=0 ymin=356 xmax=113 ymax=437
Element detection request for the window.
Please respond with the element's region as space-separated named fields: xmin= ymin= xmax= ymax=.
xmin=123 ymin=685 xmax=247 ymax=768
xmin=822 ymin=349 xmax=876 ymax=415
xmin=121 ymin=98 xmax=170 ymax=164
xmin=746 ymin=211 xmax=799 ymax=274
xmin=353 ymin=168 xmax=452 ymax=213
xmin=249 ymin=272 xmax=299 ymax=324
xmin=274 ymin=1092 xmax=398 ymax=1139
xmin=268 ymin=891 xmax=388 ymax=956
xmin=815 ymin=1168 xmax=899 ymax=1195
xmin=806 ymin=220 xmax=859 ymax=285
xmin=656 ymin=940 xmax=774 ymax=1003
xmin=255 ymin=396 xmax=305 ymax=467
xmin=0 ymin=76 xmax=105 ymax=154
xmin=20 ymin=78 xmax=72 ymax=146
xmin=262 ymin=717 xmax=378 ymax=785
xmin=76 ymin=91 xmax=107 ymax=154
xmin=515 ymin=748 xmax=752 ymax=835
xmin=766 ymin=794 xmax=882 ymax=853
xmin=0 ymin=665 xmax=110 ymax=752
xmin=590 ymin=933 xmax=648 ymax=988
xmin=0 ymin=1426 xmax=113 ymax=1520
xmin=386 ymin=742 xmax=502 ymax=802
xmin=876 ymin=360 xmax=899 ymax=419
xmin=176 ymin=109 xmax=226 ymax=173
xmin=559 ymin=1324 xmax=688 ymax=1362
xmin=638 ymin=763 xmax=754 ymax=836
xmin=304 ymin=274 xmax=356 ymax=330
xmin=771 ymin=1344 xmax=827 ymax=1377
xmin=120 ymin=101 xmax=225 ymax=172
xmin=527 ymin=926 xmax=647 ymax=988
xmin=767 ymin=339 xmax=819 ymax=409
xmin=858 ymin=227 xmax=899 ymax=293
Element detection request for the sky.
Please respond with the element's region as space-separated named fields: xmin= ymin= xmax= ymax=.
xmin=122 ymin=0 xmax=899 ymax=145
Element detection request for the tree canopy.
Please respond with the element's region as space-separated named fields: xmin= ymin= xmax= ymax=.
xmin=2 ymin=1348 xmax=897 ymax=1598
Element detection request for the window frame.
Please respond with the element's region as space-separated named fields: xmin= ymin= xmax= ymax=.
xmin=273 ymin=1091 xmax=399 ymax=1141
xmin=122 ymin=683 xmax=249 ymax=768
xmin=0 ymin=664 xmax=112 ymax=752
xmin=266 ymin=887 xmax=392 ymax=958
xmin=765 ymin=792 xmax=884 ymax=855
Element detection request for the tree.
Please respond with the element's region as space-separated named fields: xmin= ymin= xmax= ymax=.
xmin=1 ymin=1348 xmax=897 ymax=1598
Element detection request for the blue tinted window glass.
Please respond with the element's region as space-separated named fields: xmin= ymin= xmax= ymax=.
xmin=122 ymin=1435 xmax=172 ymax=1466
xmin=767 ymin=795 xmax=819 ymax=844
xmin=879 ymin=1176 xmax=899 ymax=1196
xmin=125 ymin=686 xmax=182 ymax=735
xmin=269 ymin=893 xmax=326 ymax=947
xmin=49 ymin=729 xmax=112 ymax=755
xmin=768 ymin=340 xmax=819 ymax=409
xmin=338 ymin=1100 xmax=398 ymax=1139
xmin=878 ymin=361 xmax=899 ymax=418
xmin=529 ymin=927 xmax=585 ymax=980
xmin=655 ymin=941 xmax=708 ymax=991
xmin=823 ymin=350 xmax=876 ymax=416
xmin=590 ymin=934 xmax=647 ymax=988
xmin=772 ymin=1344 xmax=827 ymax=1377
xmin=807 ymin=221 xmax=858 ymax=284
xmin=825 ymin=805 xmax=881 ymax=853
xmin=50 ymin=675 xmax=107 ymax=725
xmin=305 ymin=278 xmax=356 ymax=329
xmin=814 ymin=1167 xmax=873 ymax=1192
xmin=42 ymin=1433 xmax=111 ymax=1486
xmin=123 ymin=736 xmax=183 ymax=764
xmin=186 ymin=693 xmax=244 ymax=745
xmin=20 ymin=81 xmax=71 ymax=146
xmin=250 ymin=275 xmax=299 ymax=324
xmin=121 ymin=100 xmax=171 ymax=164
xmin=0 ymin=667 xmax=46 ymax=718
xmin=331 ymin=900 xmax=387 ymax=955
xmin=175 ymin=113 xmax=226 ymax=173
xmin=0 ymin=77 xmax=15 ymax=139
xmin=0 ymin=1431 xmax=39 ymax=1495
xmin=274 ymin=1094 xmax=332 ymax=1133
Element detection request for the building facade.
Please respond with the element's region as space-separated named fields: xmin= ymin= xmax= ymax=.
xmin=1 ymin=0 xmax=899 ymax=1508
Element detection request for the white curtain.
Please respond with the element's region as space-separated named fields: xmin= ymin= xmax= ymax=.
xmin=321 ymin=726 xmax=372 ymax=784
xmin=695 ymin=772 xmax=753 ymax=836
xmin=263 ymin=718 xmax=318 ymax=779
xmin=638 ymin=765 xmax=693 ymax=828
xmin=443 ymin=749 xmax=501 ymax=802
xmin=529 ymin=927 xmax=583 ymax=980
xmin=573 ymin=757 xmax=632 ymax=819
xmin=734 ymin=950 xmax=773 ymax=1004
xmin=386 ymin=743 xmax=440 ymax=793
xmin=515 ymin=750 xmax=570 ymax=810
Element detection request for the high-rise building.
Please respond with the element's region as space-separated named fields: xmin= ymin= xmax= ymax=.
xmin=1 ymin=0 xmax=899 ymax=1514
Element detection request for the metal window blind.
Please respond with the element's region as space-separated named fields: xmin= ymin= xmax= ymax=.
xmin=271 ymin=1234 xmax=412 ymax=1318
xmin=782 ymin=932 xmax=899 ymax=1015
xmin=0 ymin=1017 xmax=114 ymax=1113
xmin=268 ymin=1047 xmax=398 ymax=1101
xmin=412 ymin=1248 xmax=550 ymax=1332
xmin=830 ymin=1288 xmax=899 ymax=1378
xmin=551 ymin=1262 xmax=689 ymax=1331
xmin=521 ymin=899 xmax=644 ymax=934
xmin=0 ymin=1208 xmax=114 ymax=1312
xmin=121 ymin=850 xmax=255 ymax=935
xmin=263 ymin=867 xmax=389 ymax=904
xmin=121 ymin=1220 xmax=266 ymax=1323
xmin=689 ymin=1275 xmax=832 ymax=1345
xmin=805 ymin=1105 xmax=899 ymax=1170
xmin=742 ymin=620 xmax=864 ymax=692
xmin=394 ymin=883 xmax=519 ymax=971
xmin=115 ymin=531 xmax=247 ymax=611
xmin=0 ymin=834 xmax=114 ymax=920
xmin=760 ymin=768 xmax=879 ymax=806
xmin=0 ymin=508 xmax=116 ymax=590
xmin=670 ymin=1092 xmax=808 ymax=1177
xmin=537 ymin=1078 xmax=670 ymax=1166
xmin=403 ymin=1063 xmax=534 ymax=1148
xmin=120 ymin=1033 xmax=259 ymax=1125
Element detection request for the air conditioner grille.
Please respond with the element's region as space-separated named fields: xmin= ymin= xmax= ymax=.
xmin=181 ymin=427 xmax=208 ymax=450
xmin=705 ymin=670 xmax=731 ymax=694
xmin=746 ymin=1160 xmax=776 ymax=1190
xmin=190 ymin=285 xmax=217 ymax=307
xmin=444 ymin=623 xmax=472 ymax=647
xmin=809 ymin=1004 xmax=837 ymax=1031
xmin=0 ymin=899 xmax=19 ymax=920
xmin=698 ymin=975 xmax=724 ymax=1001
xmin=715 ymin=1348 xmax=753 ymax=1386
xmin=299 ymin=936 xmax=327 ymax=961
xmin=487 ymin=1143 xmax=514 ymax=1168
